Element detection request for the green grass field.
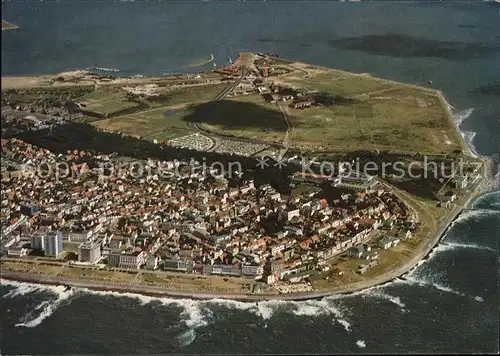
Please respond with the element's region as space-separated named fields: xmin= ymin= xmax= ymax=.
xmin=75 ymin=59 xmax=463 ymax=154
xmin=92 ymin=105 xmax=193 ymax=140
xmin=79 ymin=83 xmax=228 ymax=118
xmin=79 ymin=86 xmax=139 ymax=117
xmin=88 ymin=83 xmax=230 ymax=139
xmin=145 ymin=83 xmax=229 ymax=108
xmin=289 ymin=71 xmax=395 ymax=96
xmin=288 ymin=87 xmax=461 ymax=153
xmin=188 ymin=67 xmax=461 ymax=154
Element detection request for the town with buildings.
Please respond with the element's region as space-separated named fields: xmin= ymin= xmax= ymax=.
xmin=1 ymin=133 xmax=421 ymax=294
xmin=0 ymin=52 xmax=483 ymax=297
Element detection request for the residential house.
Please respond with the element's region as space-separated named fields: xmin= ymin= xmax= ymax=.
xmin=377 ymin=236 xmax=400 ymax=250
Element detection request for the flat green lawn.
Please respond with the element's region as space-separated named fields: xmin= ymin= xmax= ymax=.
xmin=292 ymin=183 xmax=320 ymax=198
xmin=182 ymin=69 xmax=461 ymax=154
xmin=86 ymin=83 xmax=229 ymax=140
xmin=146 ymin=83 xmax=229 ymax=108
xmin=287 ymin=88 xmax=460 ymax=153
xmin=79 ymin=86 xmax=139 ymax=116
xmin=288 ymin=71 xmax=395 ymax=96
xmin=79 ymin=83 xmax=228 ymax=118
xmin=92 ymin=105 xmax=193 ymax=141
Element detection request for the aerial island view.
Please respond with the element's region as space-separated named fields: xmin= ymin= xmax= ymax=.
xmin=1 ymin=1 xmax=498 ymax=355
xmin=0 ymin=51 xmax=492 ymax=298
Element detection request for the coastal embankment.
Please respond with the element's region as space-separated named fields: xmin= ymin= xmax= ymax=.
xmin=1 ymin=167 xmax=492 ymax=302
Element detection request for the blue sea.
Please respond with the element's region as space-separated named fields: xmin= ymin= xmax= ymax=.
xmin=1 ymin=1 xmax=499 ymax=354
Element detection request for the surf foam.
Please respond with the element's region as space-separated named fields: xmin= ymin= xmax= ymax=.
xmin=448 ymin=105 xmax=477 ymax=157
xmin=438 ymin=242 xmax=496 ymax=253
xmin=2 ymin=278 xmax=414 ymax=336
xmin=2 ymin=282 xmax=41 ymax=299
xmin=15 ymin=286 xmax=76 ymax=328
xmin=402 ymin=276 xmax=466 ymax=297
xmin=356 ymin=340 xmax=367 ymax=348
xmin=365 ymin=290 xmax=406 ymax=311
xmin=454 ymin=107 xmax=474 ymax=126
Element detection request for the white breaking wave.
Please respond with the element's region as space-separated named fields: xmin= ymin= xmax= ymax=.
xmin=204 ymin=298 xmax=256 ymax=312
xmin=365 ymin=290 xmax=406 ymax=311
xmin=207 ymin=298 xmax=352 ymax=332
xmin=452 ymin=208 xmax=498 ymax=226
xmin=2 ymin=282 xmax=40 ymax=299
xmin=180 ymin=299 xmax=208 ymax=329
xmin=253 ymin=300 xmax=282 ymax=320
xmin=292 ymin=302 xmax=325 ymax=316
xmin=82 ymin=289 xmax=210 ymax=330
xmin=175 ymin=300 xmax=209 ymax=347
xmin=461 ymin=131 xmax=478 ymax=157
xmin=66 ymin=288 xmax=212 ymax=347
xmin=86 ymin=289 xmax=166 ymax=306
xmin=15 ymin=286 xmax=76 ymax=328
xmin=324 ymin=301 xmax=352 ymax=332
xmin=415 ymin=240 xmax=497 ymax=268
xmin=79 ymin=289 xmax=355 ymax=333
xmin=438 ymin=242 xmax=496 ymax=253
xmin=472 ymin=190 xmax=500 ymax=209
xmin=454 ymin=107 xmax=474 ymax=126
xmin=414 ymin=207 xmax=500 ymax=268
xmin=89 ymin=67 xmax=120 ymax=72
xmin=401 ymin=276 xmax=466 ymax=297
xmin=356 ymin=340 xmax=366 ymax=348
xmin=176 ymin=329 xmax=197 ymax=348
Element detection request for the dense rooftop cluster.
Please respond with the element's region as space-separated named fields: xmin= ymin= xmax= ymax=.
xmin=1 ymin=137 xmax=417 ymax=286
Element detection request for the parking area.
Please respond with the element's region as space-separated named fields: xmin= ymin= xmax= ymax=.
xmin=214 ymin=139 xmax=269 ymax=157
xmin=167 ymin=133 xmax=215 ymax=151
